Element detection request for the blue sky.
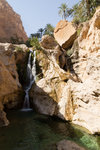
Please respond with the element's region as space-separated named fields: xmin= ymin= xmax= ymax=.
xmin=6 ymin=0 xmax=79 ymax=36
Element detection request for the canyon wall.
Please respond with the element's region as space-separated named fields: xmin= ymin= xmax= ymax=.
xmin=0 ymin=0 xmax=28 ymax=43
xmin=30 ymin=8 xmax=100 ymax=134
xmin=0 ymin=43 xmax=28 ymax=126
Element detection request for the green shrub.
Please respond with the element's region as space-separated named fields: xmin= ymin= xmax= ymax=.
xmin=26 ymin=37 xmax=42 ymax=50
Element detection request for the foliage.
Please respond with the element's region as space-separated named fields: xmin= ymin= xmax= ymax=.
xmin=15 ymin=46 xmax=23 ymax=52
xmin=58 ymin=3 xmax=69 ymax=20
xmin=26 ymin=37 xmax=41 ymax=50
xmin=38 ymin=28 xmax=44 ymax=39
xmin=58 ymin=1 xmax=100 ymax=25
xmin=44 ymin=24 xmax=54 ymax=37
xmin=30 ymin=33 xmax=41 ymax=39
xmin=70 ymin=0 xmax=100 ymax=25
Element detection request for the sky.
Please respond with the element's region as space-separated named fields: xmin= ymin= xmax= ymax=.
xmin=6 ymin=0 xmax=79 ymax=37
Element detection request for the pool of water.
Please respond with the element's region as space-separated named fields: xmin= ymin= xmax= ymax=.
xmin=0 ymin=110 xmax=100 ymax=150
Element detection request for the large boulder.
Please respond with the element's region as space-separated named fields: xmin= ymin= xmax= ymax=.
xmin=40 ymin=35 xmax=58 ymax=50
xmin=0 ymin=0 xmax=28 ymax=43
xmin=54 ymin=20 xmax=77 ymax=49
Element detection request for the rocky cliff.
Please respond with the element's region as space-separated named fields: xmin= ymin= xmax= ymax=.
xmin=30 ymin=8 xmax=100 ymax=134
xmin=0 ymin=43 xmax=28 ymax=126
xmin=0 ymin=0 xmax=28 ymax=43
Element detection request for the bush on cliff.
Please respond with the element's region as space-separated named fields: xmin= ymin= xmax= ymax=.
xmin=26 ymin=37 xmax=41 ymax=50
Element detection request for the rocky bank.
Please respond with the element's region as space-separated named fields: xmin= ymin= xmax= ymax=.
xmin=30 ymin=8 xmax=100 ymax=134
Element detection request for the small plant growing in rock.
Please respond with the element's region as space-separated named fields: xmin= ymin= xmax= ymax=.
xmin=15 ymin=46 xmax=23 ymax=52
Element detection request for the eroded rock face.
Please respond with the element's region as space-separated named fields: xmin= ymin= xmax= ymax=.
xmin=69 ymin=8 xmax=100 ymax=134
xmin=54 ymin=20 xmax=77 ymax=49
xmin=0 ymin=0 xmax=28 ymax=43
xmin=30 ymin=9 xmax=100 ymax=134
xmin=0 ymin=43 xmax=27 ymax=126
xmin=30 ymin=36 xmax=78 ymax=117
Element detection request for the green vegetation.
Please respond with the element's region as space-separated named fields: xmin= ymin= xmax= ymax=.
xmin=44 ymin=24 xmax=54 ymax=37
xmin=38 ymin=28 xmax=44 ymax=38
xmin=58 ymin=3 xmax=69 ymax=20
xmin=26 ymin=23 xmax=54 ymax=49
xmin=26 ymin=36 xmax=41 ymax=50
xmin=70 ymin=0 xmax=100 ymax=25
xmin=59 ymin=0 xmax=100 ymax=25
xmin=15 ymin=46 xmax=23 ymax=52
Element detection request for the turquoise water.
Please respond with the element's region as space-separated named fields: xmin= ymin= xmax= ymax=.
xmin=0 ymin=110 xmax=100 ymax=150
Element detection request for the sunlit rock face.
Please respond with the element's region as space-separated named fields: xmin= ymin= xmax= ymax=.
xmin=54 ymin=20 xmax=77 ymax=49
xmin=0 ymin=0 xmax=28 ymax=43
xmin=30 ymin=35 xmax=70 ymax=116
xmin=68 ymin=8 xmax=100 ymax=134
xmin=30 ymin=8 xmax=100 ymax=134
xmin=0 ymin=43 xmax=28 ymax=126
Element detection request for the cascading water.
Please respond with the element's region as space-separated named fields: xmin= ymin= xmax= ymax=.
xmin=22 ymin=50 xmax=36 ymax=111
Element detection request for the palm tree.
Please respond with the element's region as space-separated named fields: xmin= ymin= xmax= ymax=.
xmin=38 ymin=28 xmax=44 ymax=38
xmin=58 ymin=3 xmax=68 ymax=20
xmin=44 ymin=24 xmax=54 ymax=37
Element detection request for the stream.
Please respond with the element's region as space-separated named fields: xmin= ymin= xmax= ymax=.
xmin=0 ymin=110 xmax=100 ymax=150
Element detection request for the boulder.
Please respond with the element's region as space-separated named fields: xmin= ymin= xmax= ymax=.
xmin=40 ymin=35 xmax=58 ymax=50
xmin=0 ymin=0 xmax=28 ymax=43
xmin=54 ymin=20 xmax=77 ymax=49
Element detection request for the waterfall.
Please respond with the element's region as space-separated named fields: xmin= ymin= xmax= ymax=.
xmin=22 ymin=49 xmax=36 ymax=111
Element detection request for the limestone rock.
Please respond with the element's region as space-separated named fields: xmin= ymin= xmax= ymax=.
xmin=40 ymin=35 xmax=58 ymax=50
xmin=30 ymin=9 xmax=100 ymax=134
xmin=54 ymin=20 xmax=77 ymax=49
xmin=30 ymin=81 xmax=57 ymax=116
xmin=68 ymin=8 xmax=100 ymax=134
xmin=0 ymin=43 xmax=26 ymax=127
xmin=0 ymin=0 xmax=28 ymax=43
xmin=0 ymin=102 xmax=9 ymax=127
xmin=78 ymin=8 xmax=100 ymax=55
